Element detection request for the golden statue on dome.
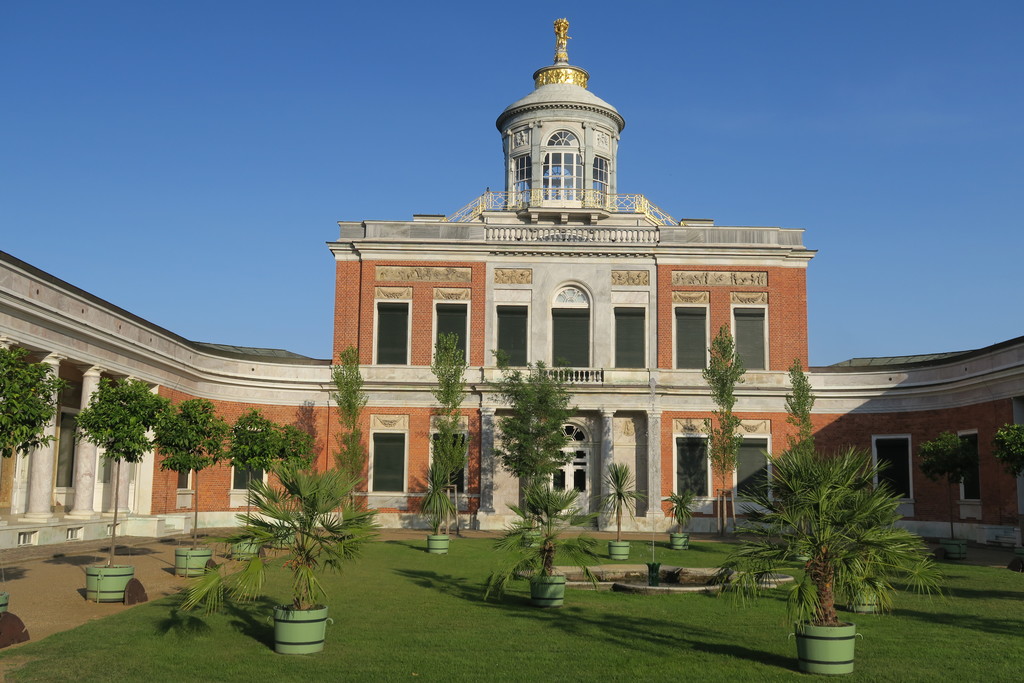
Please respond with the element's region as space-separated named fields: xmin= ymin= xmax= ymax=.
xmin=554 ymin=18 xmax=570 ymax=63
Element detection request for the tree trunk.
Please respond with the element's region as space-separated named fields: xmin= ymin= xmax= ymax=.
xmin=811 ymin=562 xmax=839 ymax=627
xmin=192 ymin=468 xmax=199 ymax=546
xmin=107 ymin=459 xmax=121 ymax=567
xmin=947 ymin=481 xmax=955 ymax=540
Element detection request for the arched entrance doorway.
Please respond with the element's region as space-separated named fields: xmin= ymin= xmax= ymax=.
xmin=552 ymin=423 xmax=593 ymax=514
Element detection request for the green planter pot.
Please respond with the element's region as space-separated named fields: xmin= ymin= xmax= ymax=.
xmin=271 ymin=532 xmax=296 ymax=550
xmin=940 ymin=539 xmax=967 ymax=560
xmin=85 ymin=565 xmax=135 ymax=603
xmin=849 ymin=592 xmax=877 ymax=614
xmin=273 ymin=605 xmax=331 ymax=655
xmin=524 ymin=530 xmax=541 ymax=548
xmin=0 ymin=592 xmax=8 ymax=614
xmin=795 ymin=622 xmax=857 ymax=675
xmin=530 ymin=575 xmax=566 ymax=608
xmin=426 ymin=534 xmax=450 ymax=555
xmin=608 ymin=540 xmax=630 ymax=560
xmin=669 ymin=532 xmax=690 ymax=550
xmin=174 ymin=547 xmax=213 ymax=577
xmin=232 ymin=540 xmax=262 ymax=560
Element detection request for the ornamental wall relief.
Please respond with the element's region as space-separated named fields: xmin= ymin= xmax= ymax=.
xmin=374 ymin=287 xmax=412 ymax=300
xmin=434 ymin=288 xmax=471 ymax=301
xmin=376 ymin=266 xmax=472 ymax=283
xmin=672 ymin=291 xmax=710 ymax=304
xmin=673 ymin=418 xmax=707 ymax=434
xmin=672 ymin=271 xmax=768 ymax=287
xmin=493 ymin=268 xmax=533 ymax=285
xmin=512 ymin=128 xmax=530 ymax=149
xmin=611 ymin=270 xmax=649 ymax=286
xmin=371 ymin=415 xmax=409 ymax=431
xmin=731 ymin=292 xmax=768 ymax=305
xmin=739 ymin=420 xmax=771 ymax=435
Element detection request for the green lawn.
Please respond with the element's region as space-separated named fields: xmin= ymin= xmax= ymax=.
xmin=2 ymin=538 xmax=1021 ymax=681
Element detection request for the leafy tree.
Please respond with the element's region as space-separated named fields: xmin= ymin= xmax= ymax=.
xmin=993 ymin=423 xmax=1024 ymax=477
xmin=154 ymin=399 xmax=229 ymax=547
xmin=702 ymin=325 xmax=745 ymax=534
xmin=228 ymin=409 xmax=314 ymax=525
xmin=719 ymin=447 xmax=941 ymax=627
xmin=919 ymin=431 xmax=979 ymax=539
xmin=76 ymin=378 xmax=169 ymax=566
xmin=422 ymin=333 xmax=468 ymax=536
xmin=183 ymin=463 xmax=378 ymax=614
xmin=0 ymin=347 xmax=68 ymax=460
xmin=330 ymin=345 xmax=367 ymax=489
xmin=785 ymin=358 xmax=815 ymax=457
xmin=491 ymin=356 xmax=575 ymax=488
xmin=599 ymin=463 xmax=644 ymax=542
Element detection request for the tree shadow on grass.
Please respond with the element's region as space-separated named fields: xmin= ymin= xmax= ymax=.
xmin=894 ymin=607 xmax=1023 ymax=637
xmin=155 ymin=593 xmax=276 ymax=648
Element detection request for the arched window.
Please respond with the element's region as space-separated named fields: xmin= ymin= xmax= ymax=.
xmin=552 ymin=286 xmax=590 ymax=367
xmin=543 ymin=131 xmax=582 ymax=200
xmin=553 ymin=424 xmax=590 ymax=503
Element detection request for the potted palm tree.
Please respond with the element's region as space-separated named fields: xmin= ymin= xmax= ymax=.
xmin=485 ymin=482 xmax=599 ymax=608
xmin=421 ymin=451 xmax=460 ymax=554
xmin=599 ymin=463 xmax=644 ymax=560
xmin=183 ymin=462 xmax=377 ymax=654
xmin=718 ymin=447 xmax=942 ymax=675
xmin=664 ymin=490 xmax=696 ymax=550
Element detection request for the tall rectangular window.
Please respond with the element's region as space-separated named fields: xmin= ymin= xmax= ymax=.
xmin=56 ymin=413 xmax=77 ymax=488
xmin=874 ymin=436 xmax=912 ymax=499
xmin=676 ymin=437 xmax=708 ymax=497
xmin=496 ymin=306 xmax=528 ymax=366
xmin=675 ymin=307 xmax=707 ymax=369
xmin=614 ymin=307 xmax=645 ymax=368
xmin=960 ymin=432 xmax=981 ymax=500
xmin=435 ymin=303 xmax=468 ymax=359
xmin=376 ymin=302 xmax=409 ymax=365
xmin=736 ymin=438 xmax=769 ymax=498
xmin=514 ymin=155 xmax=531 ymax=195
xmin=592 ymin=156 xmax=609 ymax=193
xmin=232 ymin=467 xmax=264 ymax=490
xmin=552 ymin=308 xmax=590 ymax=367
xmin=431 ymin=432 xmax=467 ymax=493
xmin=734 ymin=307 xmax=766 ymax=370
xmin=372 ymin=433 xmax=406 ymax=492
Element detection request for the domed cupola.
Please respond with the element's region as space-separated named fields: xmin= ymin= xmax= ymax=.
xmin=496 ymin=19 xmax=625 ymax=218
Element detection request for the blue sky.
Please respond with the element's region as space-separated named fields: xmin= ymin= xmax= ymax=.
xmin=3 ymin=2 xmax=1021 ymax=365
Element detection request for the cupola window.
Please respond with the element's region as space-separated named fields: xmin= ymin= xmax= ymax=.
xmin=543 ymin=131 xmax=582 ymax=200
xmin=592 ymin=156 xmax=609 ymax=193
xmin=513 ymin=155 xmax=532 ymax=198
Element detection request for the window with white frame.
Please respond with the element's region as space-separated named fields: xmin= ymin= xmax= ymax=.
xmin=592 ymin=156 xmax=609 ymax=193
xmin=376 ymin=301 xmax=410 ymax=365
xmin=543 ymin=131 xmax=582 ymax=200
xmin=734 ymin=307 xmax=767 ymax=370
xmin=513 ymin=155 xmax=531 ymax=196
xmin=736 ymin=437 xmax=769 ymax=499
xmin=435 ymin=303 xmax=468 ymax=360
xmin=496 ymin=305 xmax=528 ymax=366
xmin=552 ymin=286 xmax=590 ymax=367
xmin=371 ymin=432 xmax=406 ymax=492
xmin=232 ymin=467 xmax=264 ymax=490
xmin=675 ymin=306 xmax=708 ymax=369
xmin=675 ymin=436 xmax=709 ymax=497
xmin=958 ymin=431 xmax=981 ymax=500
xmin=873 ymin=435 xmax=912 ymax=499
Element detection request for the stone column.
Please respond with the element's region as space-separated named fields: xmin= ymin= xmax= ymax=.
xmin=68 ymin=366 xmax=102 ymax=518
xmin=598 ymin=410 xmax=615 ymax=528
xmin=22 ymin=353 xmax=63 ymax=522
xmin=115 ymin=457 xmax=131 ymax=516
xmin=479 ymin=408 xmax=496 ymax=514
xmin=645 ymin=410 xmax=664 ymax=524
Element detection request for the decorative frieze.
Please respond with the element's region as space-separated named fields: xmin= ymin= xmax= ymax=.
xmin=371 ymin=414 xmax=408 ymax=431
xmin=433 ymin=288 xmax=471 ymax=301
xmin=672 ymin=270 xmax=768 ymax=287
xmin=494 ymin=268 xmax=532 ymax=285
xmin=512 ymin=128 xmax=530 ymax=149
xmin=611 ymin=270 xmax=649 ymax=286
xmin=376 ymin=266 xmax=472 ymax=283
xmin=731 ymin=292 xmax=768 ymax=305
xmin=673 ymin=418 xmax=707 ymax=434
xmin=374 ymin=286 xmax=412 ymax=300
xmin=739 ymin=419 xmax=771 ymax=435
xmin=672 ymin=291 xmax=710 ymax=304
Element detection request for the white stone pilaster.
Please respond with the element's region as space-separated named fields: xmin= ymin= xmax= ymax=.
xmin=479 ymin=407 xmax=496 ymax=514
xmin=598 ymin=410 xmax=615 ymax=528
xmin=67 ymin=365 xmax=102 ymax=519
xmin=21 ymin=353 xmax=64 ymax=522
xmin=645 ymin=410 xmax=663 ymax=520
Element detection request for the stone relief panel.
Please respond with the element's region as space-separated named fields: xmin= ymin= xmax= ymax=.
xmin=429 ymin=415 xmax=469 ymax=431
xmin=673 ymin=418 xmax=707 ymax=434
xmin=738 ymin=419 xmax=771 ymax=435
xmin=374 ymin=286 xmax=412 ymax=300
xmin=731 ymin=292 xmax=768 ymax=305
xmin=611 ymin=270 xmax=649 ymax=286
xmin=613 ymin=416 xmax=647 ymax=446
xmin=595 ymin=129 xmax=610 ymax=150
xmin=371 ymin=415 xmax=409 ymax=431
xmin=672 ymin=291 xmax=710 ymax=304
xmin=512 ymin=128 xmax=530 ymax=149
xmin=376 ymin=266 xmax=472 ymax=283
xmin=433 ymin=288 xmax=471 ymax=301
xmin=494 ymin=268 xmax=533 ymax=285
xmin=672 ymin=271 xmax=768 ymax=287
